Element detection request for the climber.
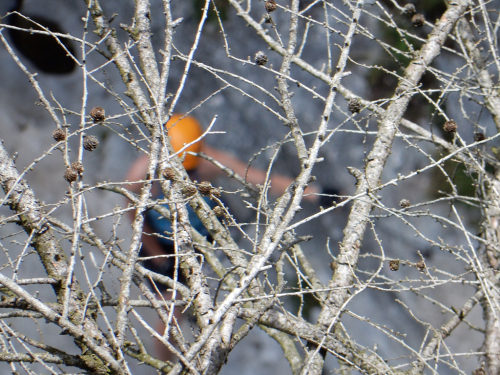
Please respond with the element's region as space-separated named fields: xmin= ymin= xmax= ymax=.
xmin=127 ymin=113 xmax=327 ymax=284
xmin=126 ymin=113 xmax=336 ymax=362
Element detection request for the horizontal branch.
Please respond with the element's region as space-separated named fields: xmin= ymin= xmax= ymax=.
xmin=0 ymin=351 xmax=86 ymax=367
xmin=238 ymin=307 xmax=394 ymax=374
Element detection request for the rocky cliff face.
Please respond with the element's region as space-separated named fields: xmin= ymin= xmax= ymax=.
xmin=0 ymin=1 xmax=489 ymax=374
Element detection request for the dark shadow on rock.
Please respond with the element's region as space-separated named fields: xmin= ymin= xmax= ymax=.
xmin=7 ymin=0 xmax=76 ymax=74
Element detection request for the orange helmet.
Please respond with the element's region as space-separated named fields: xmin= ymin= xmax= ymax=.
xmin=166 ymin=113 xmax=203 ymax=170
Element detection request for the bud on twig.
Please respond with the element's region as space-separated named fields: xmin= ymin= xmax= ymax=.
xmin=211 ymin=187 xmax=222 ymax=198
xmin=415 ymin=260 xmax=426 ymax=272
xmin=213 ymin=206 xmax=224 ymax=217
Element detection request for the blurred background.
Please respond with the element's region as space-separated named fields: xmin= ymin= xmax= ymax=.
xmin=0 ymin=0 xmax=494 ymax=373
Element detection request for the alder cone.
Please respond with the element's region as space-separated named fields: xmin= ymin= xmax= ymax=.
xmin=443 ymin=120 xmax=457 ymax=133
xmin=255 ymin=51 xmax=268 ymax=66
xmin=399 ymin=199 xmax=411 ymax=208
xmin=83 ymin=135 xmax=99 ymax=151
xmin=90 ymin=106 xmax=105 ymax=122
xmin=348 ymin=98 xmax=361 ymax=113
xmin=182 ymin=185 xmax=197 ymax=197
xmin=403 ymin=3 xmax=416 ymax=16
xmin=389 ymin=260 xmax=400 ymax=271
xmin=412 ymin=14 xmax=425 ymax=27
xmin=474 ymin=133 xmax=485 ymax=142
xmin=53 ymin=128 xmax=66 ymax=142
xmin=64 ymin=167 xmax=78 ymax=182
xmin=71 ymin=161 xmax=84 ymax=174
xmin=163 ymin=167 xmax=175 ymax=180
xmin=265 ymin=0 xmax=277 ymax=13
xmin=198 ymin=181 xmax=213 ymax=196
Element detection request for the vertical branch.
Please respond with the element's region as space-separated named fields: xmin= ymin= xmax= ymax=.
xmin=167 ymin=0 xmax=211 ymax=116
xmin=132 ymin=0 xmax=161 ymax=99
xmin=298 ymin=1 xmax=365 ymax=372
xmin=85 ymin=0 xmax=165 ymax=349
xmin=0 ymin=142 xmax=125 ymax=374
xmin=316 ymin=0 xmax=470 ymax=341
xmin=114 ymin=134 xmax=162 ymax=347
xmin=85 ymin=0 xmax=156 ymax=129
xmin=159 ymin=0 xmax=174 ymax=120
xmin=477 ymin=176 xmax=500 ymax=373
xmin=276 ymin=0 xmax=307 ymax=162
xmin=457 ymin=19 xmax=500 ymax=131
xmin=458 ymin=16 xmax=500 ymax=373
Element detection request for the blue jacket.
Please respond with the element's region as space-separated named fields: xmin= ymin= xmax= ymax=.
xmin=145 ymin=192 xmax=214 ymax=247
